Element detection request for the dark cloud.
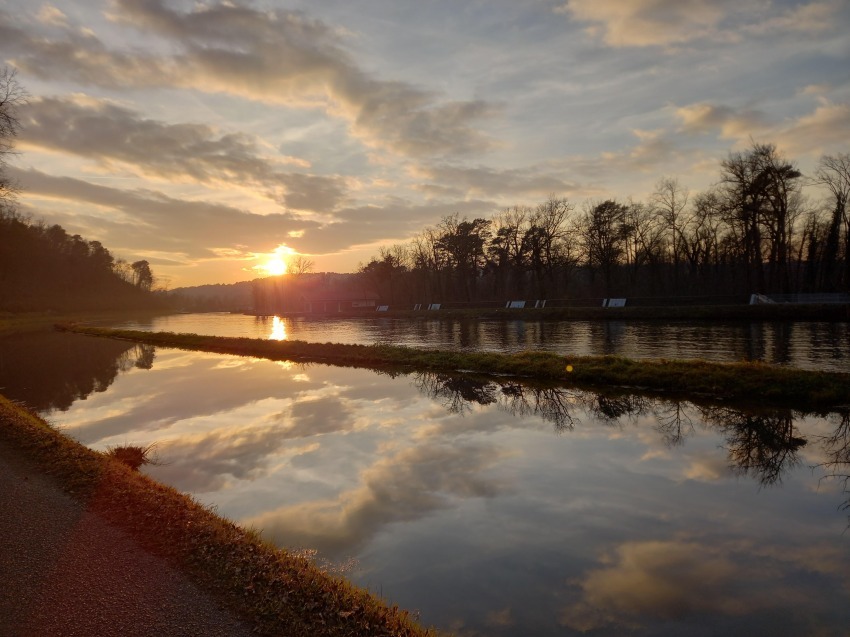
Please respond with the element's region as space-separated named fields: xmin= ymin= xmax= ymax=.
xmin=21 ymin=96 xmax=348 ymax=212
xmin=9 ymin=166 xmax=319 ymax=258
xmin=11 ymin=164 xmax=501 ymax=263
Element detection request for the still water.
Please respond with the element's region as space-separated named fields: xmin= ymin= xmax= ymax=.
xmin=1 ymin=330 xmax=848 ymax=636
xmin=104 ymin=312 xmax=850 ymax=372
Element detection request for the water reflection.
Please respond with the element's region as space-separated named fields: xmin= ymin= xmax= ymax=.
xmin=0 ymin=331 xmax=153 ymax=412
xmin=269 ymin=315 xmax=287 ymax=341
xmin=4 ymin=333 xmax=849 ymax=636
xmin=104 ymin=312 xmax=850 ymax=372
xmin=820 ymin=411 xmax=850 ymax=519
xmin=413 ymin=371 xmax=826 ymax=492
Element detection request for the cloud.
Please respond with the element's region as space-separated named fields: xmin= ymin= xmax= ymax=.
xmin=743 ymin=1 xmax=843 ymax=36
xmin=245 ymin=442 xmax=508 ymax=558
xmin=1 ymin=0 xmax=496 ymax=158
xmin=675 ymin=99 xmax=850 ymax=157
xmin=773 ymin=100 xmax=850 ymax=157
xmin=559 ymin=0 xmax=845 ymax=48
xmin=411 ymin=163 xmax=584 ymax=200
xmin=9 ymin=166 xmax=319 ymax=259
xmin=36 ymin=4 xmax=69 ymax=27
xmin=285 ymin=396 xmax=355 ymax=438
xmin=10 ymin=164 xmax=501 ymax=271
xmin=683 ymin=453 xmax=731 ymax=482
xmin=148 ymin=423 xmax=291 ymax=493
xmin=558 ymin=0 xmax=734 ymax=47
xmin=20 ymin=96 xmax=347 ymax=213
xmin=560 ymin=538 xmax=831 ymax=632
xmin=571 ymin=128 xmax=685 ymax=182
xmin=675 ymin=103 xmax=769 ymax=139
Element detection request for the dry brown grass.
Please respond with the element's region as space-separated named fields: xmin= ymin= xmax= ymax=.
xmin=0 ymin=395 xmax=439 ymax=637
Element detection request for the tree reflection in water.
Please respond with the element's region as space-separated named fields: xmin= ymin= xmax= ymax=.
xmin=817 ymin=409 xmax=850 ymax=524
xmin=0 ymin=331 xmax=155 ymax=412
xmin=413 ymin=372 xmax=579 ymax=431
xmin=698 ymin=406 xmax=805 ymax=487
xmin=411 ymin=371 xmax=849 ymax=506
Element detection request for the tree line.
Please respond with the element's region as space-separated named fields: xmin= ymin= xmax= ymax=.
xmin=0 ymin=67 xmax=164 ymax=312
xmin=0 ymin=208 xmax=164 ymax=311
xmin=357 ymin=143 xmax=849 ymax=306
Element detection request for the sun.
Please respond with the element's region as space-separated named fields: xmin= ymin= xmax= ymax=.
xmin=257 ymin=245 xmax=296 ymax=276
xmin=264 ymin=255 xmax=288 ymax=276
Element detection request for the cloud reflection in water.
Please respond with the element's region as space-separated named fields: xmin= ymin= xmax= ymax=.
xmin=43 ymin=347 xmax=850 ymax=636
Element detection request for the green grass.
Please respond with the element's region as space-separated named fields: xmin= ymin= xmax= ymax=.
xmin=58 ymin=323 xmax=850 ymax=409
xmin=0 ymin=395 xmax=438 ymax=637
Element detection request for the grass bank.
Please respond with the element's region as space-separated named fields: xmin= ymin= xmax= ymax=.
xmin=59 ymin=324 xmax=850 ymax=409
xmin=0 ymin=395 xmax=436 ymax=637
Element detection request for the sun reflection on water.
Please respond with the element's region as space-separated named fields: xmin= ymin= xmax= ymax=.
xmin=269 ymin=316 xmax=287 ymax=341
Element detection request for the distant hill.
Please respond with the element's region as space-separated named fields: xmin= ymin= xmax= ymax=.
xmin=169 ymin=281 xmax=255 ymax=312
xmin=0 ymin=210 xmax=165 ymax=313
xmin=173 ymin=273 xmax=368 ymax=314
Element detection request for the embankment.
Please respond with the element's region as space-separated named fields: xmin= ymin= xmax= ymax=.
xmin=0 ymin=395 xmax=436 ymax=637
xmin=59 ymin=324 xmax=850 ymax=410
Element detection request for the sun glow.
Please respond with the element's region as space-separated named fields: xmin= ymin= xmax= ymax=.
xmin=256 ymin=245 xmax=297 ymax=276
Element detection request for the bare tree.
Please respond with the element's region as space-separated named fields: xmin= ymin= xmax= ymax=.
xmin=0 ymin=67 xmax=26 ymax=206
xmin=579 ymin=199 xmax=630 ymax=296
xmin=529 ymin=195 xmax=577 ymax=297
xmin=814 ymin=153 xmax=850 ymax=290
xmin=289 ymin=254 xmax=315 ymax=276
xmin=489 ymin=206 xmax=530 ymax=297
xmin=651 ymin=177 xmax=690 ymax=289
xmin=720 ymin=142 xmax=802 ymax=293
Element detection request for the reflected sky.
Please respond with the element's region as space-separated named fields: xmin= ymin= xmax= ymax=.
xmin=24 ymin=335 xmax=848 ymax=636
xmin=104 ymin=313 xmax=850 ymax=372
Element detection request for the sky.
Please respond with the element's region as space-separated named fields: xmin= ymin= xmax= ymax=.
xmin=1 ymin=0 xmax=849 ymax=287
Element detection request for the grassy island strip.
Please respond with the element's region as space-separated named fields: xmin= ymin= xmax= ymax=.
xmin=0 ymin=395 xmax=436 ymax=637
xmin=59 ymin=324 xmax=850 ymax=409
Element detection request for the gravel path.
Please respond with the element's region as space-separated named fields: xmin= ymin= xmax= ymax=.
xmin=0 ymin=441 xmax=255 ymax=637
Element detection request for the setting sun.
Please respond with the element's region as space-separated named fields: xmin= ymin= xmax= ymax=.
xmin=264 ymin=256 xmax=287 ymax=276
xmin=257 ymin=245 xmax=296 ymax=276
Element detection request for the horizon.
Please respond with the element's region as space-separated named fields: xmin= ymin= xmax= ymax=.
xmin=2 ymin=0 xmax=849 ymax=287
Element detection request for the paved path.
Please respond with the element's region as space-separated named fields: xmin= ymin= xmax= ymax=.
xmin=0 ymin=441 xmax=255 ymax=637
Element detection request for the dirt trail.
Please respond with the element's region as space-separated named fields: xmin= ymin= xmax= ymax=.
xmin=0 ymin=441 xmax=254 ymax=637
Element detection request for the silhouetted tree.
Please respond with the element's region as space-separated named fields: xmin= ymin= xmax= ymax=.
xmin=435 ymin=214 xmax=491 ymax=301
xmin=0 ymin=67 xmax=25 ymax=207
xmin=131 ymin=260 xmax=153 ymax=291
xmin=814 ymin=153 xmax=850 ymax=291
xmin=580 ymin=199 xmax=630 ymax=296
xmin=289 ymin=254 xmax=315 ymax=276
